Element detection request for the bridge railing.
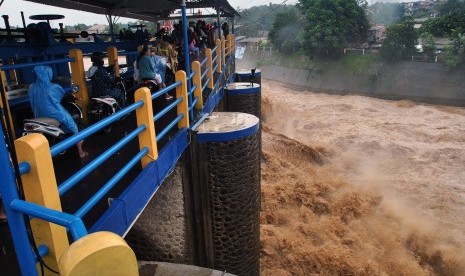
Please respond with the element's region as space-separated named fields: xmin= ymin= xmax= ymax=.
xmin=0 ymin=34 xmax=235 ymax=275
xmin=7 ymin=66 xmax=190 ymax=272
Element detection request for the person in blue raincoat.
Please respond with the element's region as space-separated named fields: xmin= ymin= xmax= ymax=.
xmin=29 ymin=65 xmax=88 ymax=158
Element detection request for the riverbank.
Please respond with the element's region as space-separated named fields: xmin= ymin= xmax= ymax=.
xmin=237 ymin=51 xmax=465 ymax=106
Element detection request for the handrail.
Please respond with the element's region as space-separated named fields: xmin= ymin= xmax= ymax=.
xmin=188 ymin=70 xmax=196 ymax=81
xmin=50 ymin=100 xmax=144 ymax=157
xmin=58 ymin=125 xmax=146 ymax=196
xmin=156 ymin=113 xmax=184 ymax=142
xmin=189 ymin=96 xmax=199 ymax=112
xmin=188 ymin=84 xmax=197 ymax=96
xmin=10 ymin=199 xmax=87 ymax=241
xmin=0 ymin=58 xmax=75 ymax=71
xmin=212 ymin=55 xmax=219 ymax=64
xmin=201 ymin=67 xmax=209 ymax=80
xmin=200 ymin=56 xmax=208 ymax=67
xmin=151 ymin=81 xmax=182 ymax=101
xmin=118 ymin=51 xmax=139 ymax=56
xmin=202 ymin=79 xmax=210 ymax=92
xmin=74 ymin=147 xmax=149 ymax=218
xmin=19 ymin=162 xmax=31 ymax=175
xmin=154 ymin=98 xmax=183 ymax=122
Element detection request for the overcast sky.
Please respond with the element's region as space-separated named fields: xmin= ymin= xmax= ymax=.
xmin=0 ymin=0 xmax=399 ymax=27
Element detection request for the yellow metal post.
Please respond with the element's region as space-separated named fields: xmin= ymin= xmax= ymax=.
xmin=227 ymin=35 xmax=232 ymax=56
xmin=69 ymin=49 xmax=89 ymax=124
xmin=191 ymin=61 xmax=203 ymax=109
xmin=222 ymin=36 xmax=226 ymax=65
xmin=59 ymin=232 xmax=138 ymax=276
xmin=175 ymin=70 xmax=189 ymax=128
xmin=14 ymin=134 xmax=69 ymax=273
xmin=205 ymin=49 xmax=214 ymax=89
xmin=215 ymin=39 xmax=222 ymax=73
xmin=0 ymin=64 xmax=16 ymax=139
xmin=134 ymin=87 xmax=158 ymax=168
xmin=107 ymin=46 xmax=120 ymax=77
xmin=231 ymin=35 xmax=236 ymax=55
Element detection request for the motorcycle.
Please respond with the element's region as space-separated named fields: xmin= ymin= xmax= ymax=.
xmin=23 ymin=85 xmax=82 ymax=145
xmin=88 ymin=77 xmax=127 ymax=134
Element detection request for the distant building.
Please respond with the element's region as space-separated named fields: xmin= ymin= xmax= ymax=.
xmin=87 ymin=24 xmax=107 ymax=34
xmin=368 ymin=24 xmax=386 ymax=44
xmin=236 ymin=37 xmax=268 ymax=48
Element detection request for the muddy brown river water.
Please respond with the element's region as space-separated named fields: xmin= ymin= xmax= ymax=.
xmin=260 ymin=80 xmax=465 ymax=275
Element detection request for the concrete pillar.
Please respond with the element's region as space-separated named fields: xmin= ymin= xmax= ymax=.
xmin=234 ymin=69 xmax=261 ymax=84
xmin=226 ymin=82 xmax=261 ymax=119
xmin=191 ymin=112 xmax=261 ymax=275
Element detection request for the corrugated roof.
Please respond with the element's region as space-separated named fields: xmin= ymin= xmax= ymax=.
xmin=25 ymin=0 xmax=239 ymax=21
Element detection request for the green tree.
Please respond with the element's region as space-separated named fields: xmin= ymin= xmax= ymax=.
xmin=419 ymin=32 xmax=436 ymax=56
xmin=268 ymin=10 xmax=303 ymax=53
xmin=380 ymin=18 xmax=417 ymax=61
xmin=71 ymin=23 xmax=91 ymax=31
xmin=444 ymin=30 xmax=465 ymax=69
xmin=420 ymin=0 xmax=465 ymax=37
xmin=298 ymin=0 xmax=369 ymax=57
xmin=440 ymin=0 xmax=465 ymax=15
xmin=235 ymin=4 xmax=297 ymax=37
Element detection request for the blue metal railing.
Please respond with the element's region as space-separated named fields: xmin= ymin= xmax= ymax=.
xmin=200 ymin=56 xmax=208 ymax=67
xmin=201 ymin=67 xmax=209 ymax=81
xmin=0 ymin=58 xmax=75 ymax=71
xmin=212 ymin=55 xmax=219 ymax=65
xmin=19 ymin=162 xmax=31 ymax=175
xmin=189 ymin=96 xmax=199 ymax=112
xmin=0 ymin=50 xmax=234 ymax=275
xmin=58 ymin=125 xmax=146 ymax=196
xmin=74 ymin=147 xmax=148 ymax=218
xmin=154 ymin=98 xmax=183 ymax=122
xmin=213 ymin=63 xmax=219 ymax=73
xmin=156 ymin=113 xmax=184 ymax=142
xmin=10 ymin=199 xmax=87 ymax=241
xmin=118 ymin=51 xmax=138 ymax=56
xmin=202 ymin=79 xmax=210 ymax=93
xmin=50 ymin=100 xmax=144 ymax=157
xmin=188 ymin=70 xmax=196 ymax=81
xmin=152 ymin=81 xmax=182 ymax=101
xmin=189 ymin=84 xmax=197 ymax=96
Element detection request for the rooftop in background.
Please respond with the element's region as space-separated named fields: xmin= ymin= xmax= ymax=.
xmin=25 ymin=0 xmax=239 ymax=21
xmin=87 ymin=24 xmax=107 ymax=34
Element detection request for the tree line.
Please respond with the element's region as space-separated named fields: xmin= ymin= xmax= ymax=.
xmin=266 ymin=0 xmax=465 ymax=68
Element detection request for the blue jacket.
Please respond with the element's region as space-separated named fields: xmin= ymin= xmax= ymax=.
xmin=138 ymin=55 xmax=156 ymax=80
xmin=150 ymin=55 xmax=166 ymax=82
xmin=29 ymin=65 xmax=78 ymax=134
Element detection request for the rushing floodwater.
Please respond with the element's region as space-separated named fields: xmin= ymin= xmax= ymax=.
xmin=260 ymin=79 xmax=465 ymax=275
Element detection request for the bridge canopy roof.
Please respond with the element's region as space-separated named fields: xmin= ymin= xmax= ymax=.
xmin=25 ymin=0 xmax=239 ymax=21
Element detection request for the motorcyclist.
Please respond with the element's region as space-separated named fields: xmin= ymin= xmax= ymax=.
xmin=136 ymin=44 xmax=172 ymax=100
xmin=87 ymin=52 xmax=125 ymax=107
xmin=28 ymin=65 xmax=88 ymax=158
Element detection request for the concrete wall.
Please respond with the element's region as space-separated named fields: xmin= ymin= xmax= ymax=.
xmin=236 ymin=51 xmax=465 ymax=106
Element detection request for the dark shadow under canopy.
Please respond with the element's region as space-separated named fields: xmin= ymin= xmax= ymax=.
xmin=25 ymin=0 xmax=239 ymax=21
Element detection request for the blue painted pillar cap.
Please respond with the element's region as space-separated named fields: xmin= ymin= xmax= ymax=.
xmin=226 ymin=82 xmax=260 ymax=95
xmin=196 ymin=112 xmax=259 ymax=143
xmin=235 ymin=69 xmax=261 ymax=77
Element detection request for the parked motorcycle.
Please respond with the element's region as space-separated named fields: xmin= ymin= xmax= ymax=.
xmin=88 ymin=77 xmax=127 ymax=134
xmin=23 ymin=85 xmax=82 ymax=145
